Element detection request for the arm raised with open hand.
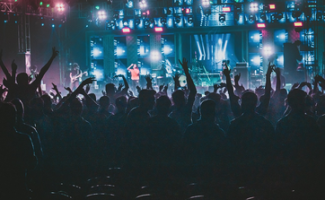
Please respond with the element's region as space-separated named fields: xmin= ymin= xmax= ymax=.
xmin=179 ymin=58 xmax=197 ymax=103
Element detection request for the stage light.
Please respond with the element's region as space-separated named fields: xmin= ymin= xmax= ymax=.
xmin=263 ymin=46 xmax=273 ymax=56
xmin=86 ymin=25 xmax=88 ymax=28
xmin=135 ymin=18 xmax=140 ymax=25
xmin=92 ymin=48 xmax=102 ymax=57
xmin=154 ymin=27 xmax=163 ymax=32
xmin=250 ymin=3 xmax=259 ymax=12
xmin=185 ymin=8 xmax=190 ymax=14
xmin=202 ymin=0 xmax=210 ymax=7
xmin=222 ymin=7 xmax=231 ymax=12
xmin=151 ymin=51 xmax=161 ymax=61
xmin=260 ymin=12 xmax=266 ymax=21
xmin=269 ymin=4 xmax=276 ymax=10
xmin=46 ymin=4 xmax=50 ymax=8
xmin=175 ymin=16 xmax=181 ymax=24
xmin=279 ymin=34 xmax=286 ymax=40
xmin=41 ymin=23 xmax=44 ymax=26
xmin=139 ymin=0 xmax=147 ymax=9
xmin=294 ymin=22 xmax=303 ymax=27
xmin=52 ymin=24 xmax=55 ymax=27
xmin=56 ymin=3 xmax=64 ymax=12
xmin=4 ymin=20 xmax=7 ymax=23
xmin=252 ymin=33 xmax=261 ymax=42
xmin=95 ymin=6 xmax=100 ymax=10
xmin=40 ymin=2 xmax=43 ymax=6
xmin=251 ymin=56 xmax=261 ymax=66
xmin=248 ymin=14 xmax=255 ymax=22
xmin=97 ymin=11 xmax=107 ymax=20
xmin=160 ymin=17 xmax=167 ymax=25
xmin=219 ymin=14 xmax=226 ymax=23
xmin=257 ymin=23 xmax=266 ymax=28
xmin=122 ymin=27 xmax=131 ymax=33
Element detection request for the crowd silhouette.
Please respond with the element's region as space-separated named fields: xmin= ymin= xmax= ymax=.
xmin=1 ymin=47 xmax=325 ymax=199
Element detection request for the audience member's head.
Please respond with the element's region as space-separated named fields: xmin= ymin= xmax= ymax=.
xmin=17 ymin=73 xmax=29 ymax=86
xmin=11 ymin=98 xmax=24 ymax=122
xmin=0 ymin=102 xmax=17 ymax=128
xmin=41 ymin=94 xmax=52 ymax=109
xmin=99 ymin=96 xmax=110 ymax=110
xmin=88 ymin=93 xmax=96 ymax=102
xmin=241 ymin=91 xmax=258 ymax=113
xmin=156 ymin=95 xmax=171 ymax=115
xmin=139 ymin=89 xmax=156 ymax=110
xmin=200 ymin=100 xmax=216 ymax=121
xmin=172 ymin=90 xmax=186 ymax=107
xmin=286 ymin=89 xmax=307 ymax=112
xmin=70 ymin=98 xmax=83 ymax=116
xmin=105 ymin=83 xmax=116 ymax=96
xmin=115 ymin=96 xmax=127 ymax=112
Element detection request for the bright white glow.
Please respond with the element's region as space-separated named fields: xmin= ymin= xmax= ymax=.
xmin=279 ymin=34 xmax=286 ymax=40
xmin=277 ymin=55 xmax=284 ymax=66
xmin=252 ymin=34 xmax=260 ymax=42
xmin=139 ymin=0 xmax=147 ymax=8
xmin=218 ymin=39 xmax=222 ymax=45
xmin=56 ymin=3 xmax=64 ymax=12
xmin=151 ymin=51 xmax=161 ymax=61
xmin=91 ymin=69 xmax=104 ymax=80
xmin=92 ymin=48 xmax=102 ymax=57
xmin=251 ymin=56 xmax=261 ymax=66
xmin=163 ymin=46 xmax=172 ymax=55
xmin=263 ymin=46 xmax=273 ymax=56
xmin=98 ymin=11 xmax=107 ymax=20
xmin=250 ymin=3 xmax=259 ymax=12
xmin=202 ymin=0 xmax=210 ymax=7
xmin=116 ymin=48 xmax=125 ymax=56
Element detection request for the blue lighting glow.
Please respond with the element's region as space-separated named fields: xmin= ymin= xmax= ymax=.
xmin=90 ymin=69 xmax=104 ymax=81
xmin=52 ymin=24 xmax=55 ymax=27
xmin=41 ymin=23 xmax=44 ymax=26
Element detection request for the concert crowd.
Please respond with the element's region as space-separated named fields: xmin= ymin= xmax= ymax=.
xmin=1 ymin=47 xmax=325 ymax=199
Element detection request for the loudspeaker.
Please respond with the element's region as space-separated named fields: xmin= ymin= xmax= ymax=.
xmin=233 ymin=62 xmax=250 ymax=89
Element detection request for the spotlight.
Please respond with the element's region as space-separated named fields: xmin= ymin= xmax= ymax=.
xmin=219 ymin=14 xmax=226 ymax=23
xmin=135 ymin=18 xmax=140 ymax=25
xmin=122 ymin=27 xmax=131 ymax=33
xmin=160 ymin=17 xmax=167 ymax=25
xmin=139 ymin=0 xmax=147 ymax=9
xmin=56 ymin=3 xmax=64 ymax=12
xmin=263 ymin=46 xmax=273 ymax=56
xmin=154 ymin=27 xmax=163 ymax=32
xmin=52 ymin=24 xmax=55 ymax=27
xmin=202 ymin=0 xmax=210 ymax=7
xmin=260 ymin=12 xmax=266 ymax=21
xmin=188 ymin=16 xmax=193 ymax=24
xmin=98 ymin=11 xmax=107 ymax=20
xmin=222 ymin=7 xmax=231 ymax=12
xmin=248 ymin=14 xmax=255 ymax=22
xmin=185 ymin=8 xmax=190 ymax=14
xmin=175 ymin=16 xmax=181 ymax=24
xmin=250 ymin=3 xmax=259 ymax=12
xmin=257 ymin=23 xmax=266 ymax=28
xmin=269 ymin=4 xmax=276 ymax=10
xmin=294 ymin=22 xmax=303 ymax=27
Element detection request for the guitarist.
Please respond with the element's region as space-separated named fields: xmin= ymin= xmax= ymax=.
xmin=70 ymin=63 xmax=83 ymax=90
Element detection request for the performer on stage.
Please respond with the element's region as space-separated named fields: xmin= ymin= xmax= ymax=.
xmin=70 ymin=63 xmax=83 ymax=90
xmin=127 ymin=63 xmax=140 ymax=89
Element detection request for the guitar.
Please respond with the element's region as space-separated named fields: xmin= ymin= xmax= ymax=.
xmin=71 ymin=71 xmax=88 ymax=83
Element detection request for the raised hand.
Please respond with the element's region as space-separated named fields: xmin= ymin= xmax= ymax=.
xmin=52 ymin=83 xmax=58 ymax=91
xmin=163 ymin=84 xmax=168 ymax=93
xmin=118 ymin=83 xmax=123 ymax=91
xmin=159 ymin=84 xmax=164 ymax=92
xmin=129 ymin=90 xmax=134 ymax=97
xmin=136 ymin=85 xmax=142 ymax=93
xmin=85 ymin=84 xmax=91 ymax=94
xmin=52 ymin=47 xmax=59 ymax=58
xmin=80 ymin=77 xmax=96 ymax=88
xmin=274 ymin=67 xmax=281 ymax=76
xmin=266 ymin=63 xmax=274 ymax=76
xmin=235 ymin=73 xmax=241 ymax=83
xmin=11 ymin=59 xmax=17 ymax=71
xmin=173 ymin=74 xmax=180 ymax=83
xmin=179 ymin=58 xmax=189 ymax=74
xmin=64 ymin=87 xmax=73 ymax=94
xmin=222 ymin=64 xmax=231 ymax=77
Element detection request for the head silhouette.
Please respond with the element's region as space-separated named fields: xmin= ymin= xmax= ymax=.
xmin=41 ymin=94 xmax=52 ymax=109
xmin=115 ymin=96 xmax=127 ymax=113
xmin=17 ymin=73 xmax=29 ymax=86
xmin=172 ymin=90 xmax=186 ymax=107
xmin=200 ymin=100 xmax=216 ymax=121
xmin=105 ymin=83 xmax=116 ymax=96
xmin=139 ymin=89 xmax=156 ymax=110
xmin=70 ymin=98 xmax=83 ymax=116
xmin=88 ymin=93 xmax=96 ymax=102
xmin=241 ymin=91 xmax=258 ymax=113
xmin=0 ymin=103 xmax=17 ymax=128
xmin=287 ymin=89 xmax=306 ymax=112
xmin=156 ymin=95 xmax=171 ymax=115
xmin=99 ymin=96 xmax=110 ymax=110
xmin=11 ymin=98 xmax=24 ymax=123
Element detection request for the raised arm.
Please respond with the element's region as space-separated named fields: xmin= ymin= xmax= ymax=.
xmin=257 ymin=63 xmax=273 ymax=115
xmin=34 ymin=47 xmax=58 ymax=85
xmin=0 ymin=50 xmax=12 ymax=79
xmin=223 ymin=65 xmax=241 ymax=117
xmin=179 ymin=58 xmax=197 ymax=103
xmin=11 ymin=60 xmax=17 ymax=84
xmin=127 ymin=64 xmax=133 ymax=70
